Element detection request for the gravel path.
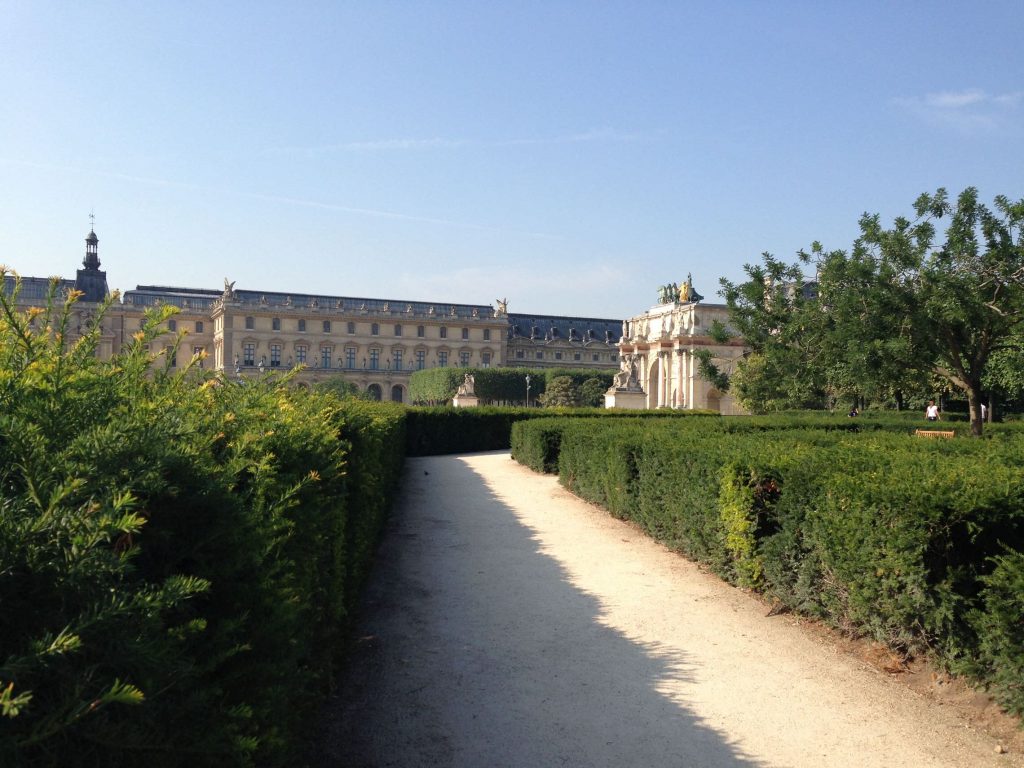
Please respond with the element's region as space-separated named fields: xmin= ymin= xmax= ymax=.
xmin=315 ymin=451 xmax=1019 ymax=767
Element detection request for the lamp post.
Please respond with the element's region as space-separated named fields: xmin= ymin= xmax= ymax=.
xmin=525 ymin=374 xmax=531 ymax=407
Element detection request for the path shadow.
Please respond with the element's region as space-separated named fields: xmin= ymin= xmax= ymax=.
xmin=314 ymin=452 xmax=766 ymax=768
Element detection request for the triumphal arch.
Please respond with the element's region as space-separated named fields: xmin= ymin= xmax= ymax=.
xmin=606 ymin=276 xmax=747 ymax=414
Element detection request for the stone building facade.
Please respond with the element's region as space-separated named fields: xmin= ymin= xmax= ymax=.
xmin=607 ymin=279 xmax=748 ymax=414
xmin=4 ymin=228 xmax=621 ymax=402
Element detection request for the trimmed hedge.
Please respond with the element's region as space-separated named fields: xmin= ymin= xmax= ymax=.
xmin=408 ymin=366 xmax=615 ymax=406
xmin=0 ymin=285 xmax=405 ymax=767
xmin=412 ymin=406 xmax=717 ymax=456
xmin=511 ymin=415 xmax=1024 ymax=715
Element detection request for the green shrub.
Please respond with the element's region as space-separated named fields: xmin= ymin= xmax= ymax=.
xmin=510 ymin=419 xmax=571 ymax=473
xmin=408 ymin=366 xmax=616 ymax=406
xmin=967 ymin=551 xmax=1024 ymax=716
xmin=0 ymin=280 xmax=405 ymax=767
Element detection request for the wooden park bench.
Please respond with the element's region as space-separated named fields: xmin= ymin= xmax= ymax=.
xmin=914 ymin=429 xmax=956 ymax=439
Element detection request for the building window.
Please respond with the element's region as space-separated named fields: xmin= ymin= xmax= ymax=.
xmin=393 ymin=349 xmax=403 ymax=370
xmin=298 ymin=319 xmax=306 ymax=332
xmin=536 ymin=351 xmax=544 ymax=360
xmin=417 ymin=325 xmax=425 ymax=338
xmin=244 ymin=343 xmax=255 ymax=366
xmin=193 ymin=346 xmax=204 ymax=367
xmin=460 ymin=351 xmax=471 ymax=367
xmin=483 ymin=329 xmax=491 ymax=341
xmin=371 ymin=323 xmax=380 ymax=336
xmin=245 ymin=317 xmax=254 ymax=330
xmin=415 ymin=350 xmax=426 ymax=370
xmin=574 ymin=352 xmax=581 ymax=361
xmin=270 ymin=344 xmax=281 ymax=367
xmin=167 ymin=319 xmax=177 ymax=332
xmin=391 ymin=385 xmax=403 ymax=403
xmin=611 ymin=354 xmax=617 ymax=362
xmin=321 ymin=320 xmax=330 ymax=333
xmin=555 ymin=352 xmax=562 ymax=360
xmin=296 ymin=345 xmax=307 ymax=364
xmin=370 ymin=349 xmax=380 ymax=370
xmin=272 ymin=317 xmax=281 ymax=331
xmin=394 ymin=324 xmax=402 ymax=336
xmin=439 ymin=326 xmax=448 ymax=339
xmin=461 ymin=327 xmax=469 ymax=340
xmin=438 ymin=351 xmax=448 ymax=367
xmin=195 ymin=321 xmax=204 ymax=333
xmin=345 ymin=347 xmax=356 ymax=369
xmin=482 ymin=352 xmax=491 ymax=367
xmin=347 ymin=321 xmax=356 ymax=334
xmin=516 ymin=350 xmax=525 ymax=359
xmin=593 ymin=353 xmax=600 ymax=361
xmin=321 ymin=347 xmax=332 ymax=368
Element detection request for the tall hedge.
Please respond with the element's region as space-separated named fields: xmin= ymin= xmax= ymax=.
xmin=0 ymin=281 xmax=405 ymax=767
xmin=408 ymin=366 xmax=614 ymax=405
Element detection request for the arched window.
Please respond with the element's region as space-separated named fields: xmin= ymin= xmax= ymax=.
xmin=390 ymin=385 xmax=403 ymax=403
xmin=366 ymin=384 xmax=383 ymax=401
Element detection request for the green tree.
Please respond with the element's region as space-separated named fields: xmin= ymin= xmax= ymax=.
xmin=315 ymin=375 xmax=366 ymax=400
xmin=718 ymin=254 xmax=827 ymax=412
xmin=577 ymin=377 xmax=607 ymax=408
xmin=817 ymin=188 xmax=1024 ymax=435
xmin=808 ymin=237 xmax=934 ymax=411
xmin=539 ymin=375 xmax=578 ymax=407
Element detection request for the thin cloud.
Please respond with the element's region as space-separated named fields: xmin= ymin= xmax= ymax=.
xmin=894 ymin=88 xmax=1022 ymax=133
xmin=269 ymin=128 xmax=645 ymax=155
xmin=244 ymin=191 xmax=563 ymax=239
xmin=923 ymin=89 xmax=987 ymax=109
xmin=0 ymin=157 xmax=563 ymax=240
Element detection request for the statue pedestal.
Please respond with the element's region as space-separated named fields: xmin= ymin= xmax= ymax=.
xmin=453 ymin=394 xmax=480 ymax=408
xmin=604 ymin=388 xmax=646 ymax=410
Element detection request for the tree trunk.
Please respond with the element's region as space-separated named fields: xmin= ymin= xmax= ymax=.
xmin=967 ymin=384 xmax=984 ymax=437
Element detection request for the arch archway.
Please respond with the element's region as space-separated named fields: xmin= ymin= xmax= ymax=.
xmin=366 ymin=383 xmax=383 ymax=401
xmin=390 ymin=384 xmax=404 ymax=403
xmin=647 ymin=356 xmax=660 ymax=409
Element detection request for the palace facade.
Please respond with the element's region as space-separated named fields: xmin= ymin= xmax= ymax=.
xmin=4 ymin=228 xmax=622 ymax=403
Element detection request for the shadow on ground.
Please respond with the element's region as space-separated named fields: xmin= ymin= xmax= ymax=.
xmin=313 ymin=452 xmax=764 ymax=768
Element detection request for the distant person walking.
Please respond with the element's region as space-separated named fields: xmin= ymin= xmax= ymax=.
xmin=926 ymin=400 xmax=940 ymax=421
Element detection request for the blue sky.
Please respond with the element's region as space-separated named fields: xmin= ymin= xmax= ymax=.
xmin=2 ymin=1 xmax=1022 ymax=318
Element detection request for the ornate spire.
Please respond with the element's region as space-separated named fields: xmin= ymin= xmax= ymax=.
xmin=75 ymin=217 xmax=109 ymax=302
xmin=83 ymin=216 xmax=100 ymax=270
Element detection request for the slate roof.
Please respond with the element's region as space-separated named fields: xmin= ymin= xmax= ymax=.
xmin=507 ymin=313 xmax=620 ymax=345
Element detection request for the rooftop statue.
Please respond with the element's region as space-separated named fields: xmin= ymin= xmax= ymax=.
xmin=680 ymin=273 xmax=704 ymax=303
xmin=657 ymin=282 xmax=679 ymax=305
